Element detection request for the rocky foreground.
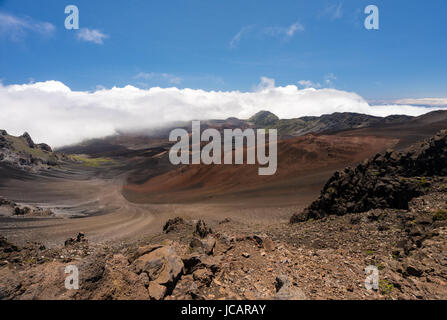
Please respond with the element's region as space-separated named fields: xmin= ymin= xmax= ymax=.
xmin=1 ymin=184 xmax=446 ymax=300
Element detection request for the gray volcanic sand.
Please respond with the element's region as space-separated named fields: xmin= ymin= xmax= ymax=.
xmin=0 ymin=162 xmax=328 ymax=247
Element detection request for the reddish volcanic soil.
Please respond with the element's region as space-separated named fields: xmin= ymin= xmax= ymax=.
xmin=123 ymin=135 xmax=398 ymax=204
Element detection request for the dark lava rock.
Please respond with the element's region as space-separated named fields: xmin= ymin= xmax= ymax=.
xmin=37 ymin=143 xmax=52 ymax=152
xmin=194 ymin=220 xmax=212 ymax=238
xmin=64 ymin=232 xmax=87 ymax=246
xmin=21 ymin=132 xmax=35 ymax=148
xmin=0 ymin=236 xmax=18 ymax=253
xmin=163 ymin=217 xmax=186 ymax=233
xmin=291 ymin=130 xmax=447 ymax=222
xmin=14 ymin=206 xmax=31 ymax=215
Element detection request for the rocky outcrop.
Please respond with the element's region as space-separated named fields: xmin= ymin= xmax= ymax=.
xmin=163 ymin=217 xmax=187 ymax=233
xmin=291 ymin=130 xmax=447 ymax=222
xmin=0 ymin=197 xmax=54 ymax=217
xmin=64 ymin=232 xmax=87 ymax=246
xmin=36 ymin=143 xmax=52 ymax=152
xmin=20 ymin=132 xmax=35 ymax=148
xmin=0 ymin=130 xmax=58 ymax=171
xmin=194 ymin=220 xmax=212 ymax=238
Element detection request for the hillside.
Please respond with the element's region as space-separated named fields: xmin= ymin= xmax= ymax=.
xmin=0 ymin=130 xmax=60 ymax=171
xmin=249 ymin=110 xmax=413 ymax=137
xmin=291 ymin=130 xmax=447 ymax=222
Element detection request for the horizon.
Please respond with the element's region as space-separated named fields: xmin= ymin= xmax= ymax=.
xmin=1 ymin=0 xmax=447 ymax=146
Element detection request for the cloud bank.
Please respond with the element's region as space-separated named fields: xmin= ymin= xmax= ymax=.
xmin=0 ymin=79 xmax=443 ymax=147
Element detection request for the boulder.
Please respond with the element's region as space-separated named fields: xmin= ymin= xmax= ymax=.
xmin=129 ymin=244 xmax=163 ymax=263
xmin=64 ymin=232 xmax=87 ymax=246
xmin=149 ymin=282 xmax=167 ymax=300
xmin=194 ymin=220 xmax=212 ymax=238
xmin=189 ymin=236 xmax=216 ymax=255
xmin=182 ymin=254 xmax=221 ymax=275
xmin=133 ymin=246 xmax=183 ymax=298
xmin=163 ymin=217 xmax=186 ymax=233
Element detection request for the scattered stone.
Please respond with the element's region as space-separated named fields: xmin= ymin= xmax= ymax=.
xmin=0 ymin=236 xmax=18 ymax=253
xmin=189 ymin=238 xmax=203 ymax=249
xmin=163 ymin=217 xmax=186 ymax=233
xmin=149 ymin=282 xmax=167 ymax=300
xmin=274 ymin=275 xmax=306 ymax=300
xmin=194 ymin=220 xmax=212 ymax=238
xmin=219 ymin=218 xmax=231 ymax=224
xmin=263 ymin=238 xmax=275 ymax=251
xmin=193 ymin=268 xmax=213 ymax=286
xmin=14 ymin=206 xmax=31 ymax=215
xmin=64 ymin=232 xmax=87 ymax=246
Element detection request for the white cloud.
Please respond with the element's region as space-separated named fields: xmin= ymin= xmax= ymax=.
xmin=263 ymin=21 xmax=304 ymax=38
xmin=393 ymin=98 xmax=447 ymax=107
xmin=231 ymin=22 xmax=303 ymax=48
xmin=77 ymin=28 xmax=108 ymax=44
xmin=135 ymin=72 xmax=182 ymax=85
xmin=324 ymin=73 xmax=337 ymax=86
xmin=0 ymin=11 xmax=55 ymax=41
xmin=229 ymin=25 xmax=254 ymax=48
xmin=298 ymin=80 xmax=321 ymax=89
xmin=286 ymin=22 xmax=305 ymax=37
xmin=0 ymin=79 xmax=443 ymax=148
xmin=319 ymin=2 xmax=343 ymax=20
xmin=256 ymin=77 xmax=276 ymax=91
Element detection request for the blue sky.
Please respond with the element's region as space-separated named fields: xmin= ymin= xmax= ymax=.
xmin=0 ymin=0 xmax=446 ymax=99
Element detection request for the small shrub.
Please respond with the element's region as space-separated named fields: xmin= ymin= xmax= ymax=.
xmin=379 ymin=279 xmax=394 ymax=295
xmin=433 ymin=209 xmax=447 ymax=221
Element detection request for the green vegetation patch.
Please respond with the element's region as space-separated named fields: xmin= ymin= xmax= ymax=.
xmin=71 ymin=155 xmax=118 ymax=167
xmin=433 ymin=209 xmax=447 ymax=222
xmin=379 ymin=279 xmax=394 ymax=295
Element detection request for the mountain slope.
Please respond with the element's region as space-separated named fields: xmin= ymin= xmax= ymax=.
xmin=249 ymin=110 xmax=413 ymax=137
xmin=0 ymin=130 xmax=60 ymax=171
xmin=291 ymin=130 xmax=447 ymax=222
